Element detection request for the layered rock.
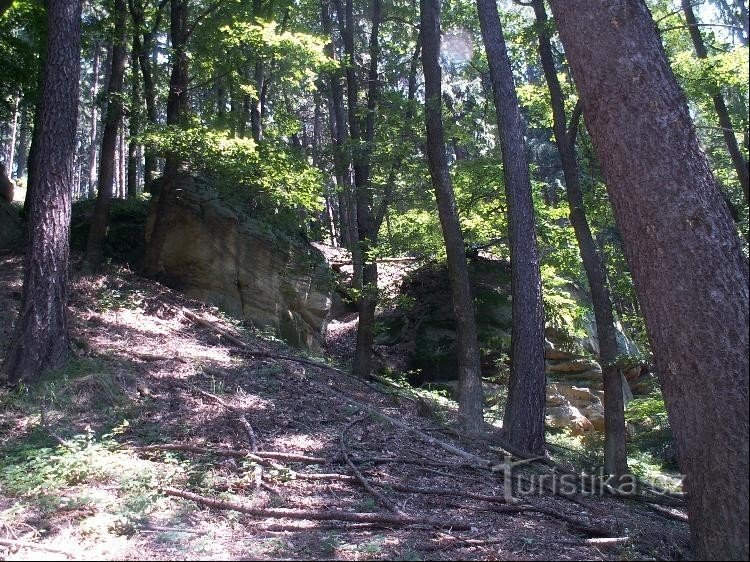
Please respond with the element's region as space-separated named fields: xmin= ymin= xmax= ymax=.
xmin=145 ymin=177 xmax=333 ymax=351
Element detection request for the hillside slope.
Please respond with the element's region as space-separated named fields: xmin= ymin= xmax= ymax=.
xmin=0 ymin=254 xmax=689 ymax=560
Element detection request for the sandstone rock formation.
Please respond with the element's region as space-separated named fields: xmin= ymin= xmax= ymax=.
xmin=145 ymin=177 xmax=333 ymax=351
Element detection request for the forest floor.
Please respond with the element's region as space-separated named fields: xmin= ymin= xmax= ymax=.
xmin=0 ymin=253 xmax=691 ymax=561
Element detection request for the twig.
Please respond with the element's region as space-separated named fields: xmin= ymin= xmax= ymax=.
xmin=340 ymin=417 xmax=401 ymax=513
xmin=162 ymin=487 xmax=471 ymax=530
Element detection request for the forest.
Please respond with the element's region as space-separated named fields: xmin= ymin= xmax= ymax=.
xmin=0 ymin=0 xmax=748 ymax=560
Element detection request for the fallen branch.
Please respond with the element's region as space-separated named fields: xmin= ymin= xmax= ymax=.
xmin=340 ymin=417 xmax=401 ymax=513
xmin=135 ymin=444 xmax=326 ymax=465
xmin=162 ymin=487 xmax=471 ymax=530
xmin=486 ymin=505 xmax=614 ymax=536
xmin=645 ymin=503 xmax=689 ymax=522
xmin=0 ymin=538 xmax=77 ymax=558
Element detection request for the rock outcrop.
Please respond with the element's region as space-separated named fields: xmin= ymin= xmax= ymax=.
xmin=145 ymin=177 xmax=333 ymax=351
xmin=377 ymin=256 xmax=652 ymax=434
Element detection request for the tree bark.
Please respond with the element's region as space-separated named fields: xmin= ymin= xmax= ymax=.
xmin=476 ymin=0 xmax=545 ymax=454
xmin=143 ymin=0 xmax=189 ymax=278
xmin=2 ymin=0 xmax=82 ymax=384
xmin=681 ymin=0 xmax=749 ymax=203
xmin=548 ymin=1 xmax=749 ymax=559
xmin=84 ymin=0 xmax=128 ymax=272
xmin=420 ymin=0 xmax=484 ymax=432
xmin=531 ymin=0 xmax=627 ymax=476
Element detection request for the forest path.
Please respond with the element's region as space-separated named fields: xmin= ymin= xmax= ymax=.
xmin=0 ymin=255 xmax=689 ymax=560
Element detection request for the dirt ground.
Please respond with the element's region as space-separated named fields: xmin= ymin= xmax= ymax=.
xmin=0 ymin=254 xmax=690 ymax=561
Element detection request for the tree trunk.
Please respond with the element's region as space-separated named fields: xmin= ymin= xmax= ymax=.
xmin=476 ymin=0 xmax=546 ymax=455
xmin=87 ymin=41 xmax=102 ymax=198
xmin=84 ymin=0 xmax=128 ymax=272
xmin=251 ymin=60 xmax=264 ymax=142
xmin=321 ymin=0 xmax=353 ymax=249
xmin=681 ymin=0 xmax=749 ymax=203
xmin=351 ymin=0 xmax=382 ymax=382
xmin=2 ymin=0 xmax=82 ymax=384
xmin=531 ymin=0 xmax=627 ymax=476
xmin=420 ymin=0 xmax=484 ymax=432
xmin=14 ymin=105 xmax=29 ymax=179
xmin=548 ymin=1 xmax=749 ymax=559
xmin=129 ymin=0 xmax=159 ymax=189
xmin=128 ymin=31 xmax=139 ymax=198
xmin=143 ymin=0 xmax=189 ymax=278
xmin=5 ymin=93 xmax=20 ymax=176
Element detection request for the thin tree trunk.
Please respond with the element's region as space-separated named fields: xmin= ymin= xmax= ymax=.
xmin=2 ymin=0 xmax=82 ymax=384
xmin=321 ymin=0 xmax=352 ymax=249
xmin=128 ymin=0 xmax=160 ymax=189
xmin=14 ymin=105 xmax=29 ymax=179
xmin=87 ymin=41 xmax=102 ymax=197
xmin=548 ymin=1 xmax=749 ymax=559
xmin=143 ymin=0 xmax=189 ymax=277
xmin=6 ymin=93 xmax=20 ymax=176
xmin=128 ymin=31 xmax=139 ymax=198
xmin=681 ymin=0 xmax=749 ymax=203
xmin=476 ymin=0 xmax=545 ymax=455
xmin=531 ymin=0 xmax=627 ymax=476
xmin=84 ymin=0 xmax=128 ymax=272
xmin=420 ymin=0 xmax=484 ymax=432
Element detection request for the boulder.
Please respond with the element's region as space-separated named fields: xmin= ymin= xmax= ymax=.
xmin=146 ymin=177 xmax=333 ymax=351
xmin=546 ymin=404 xmax=594 ymax=435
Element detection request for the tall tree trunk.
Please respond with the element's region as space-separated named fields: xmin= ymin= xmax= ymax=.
xmin=548 ymin=1 xmax=749 ymax=559
xmin=321 ymin=0 xmax=353 ymax=249
xmin=128 ymin=0 xmax=160 ymax=189
xmin=143 ymin=0 xmax=189 ymax=278
xmin=84 ymin=0 xmax=128 ymax=272
xmin=5 ymin=93 xmax=20 ymax=176
xmin=420 ymin=0 xmax=484 ymax=431
xmin=351 ymin=0 xmax=382 ymax=381
xmin=251 ymin=60 xmax=264 ymax=142
xmin=2 ymin=0 xmax=82 ymax=384
xmin=128 ymin=31 xmax=139 ymax=198
xmin=531 ymin=0 xmax=627 ymax=476
xmin=477 ymin=0 xmax=546 ymax=454
xmin=87 ymin=41 xmax=102 ymax=198
xmin=681 ymin=0 xmax=749 ymax=203
xmin=14 ymin=105 xmax=29 ymax=179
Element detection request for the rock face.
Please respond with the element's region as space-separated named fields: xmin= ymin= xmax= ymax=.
xmin=379 ymin=256 xmax=651 ymax=434
xmin=146 ymin=177 xmax=333 ymax=351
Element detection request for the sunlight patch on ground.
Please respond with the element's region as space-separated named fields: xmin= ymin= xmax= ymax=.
xmin=267 ymin=433 xmax=328 ymax=453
